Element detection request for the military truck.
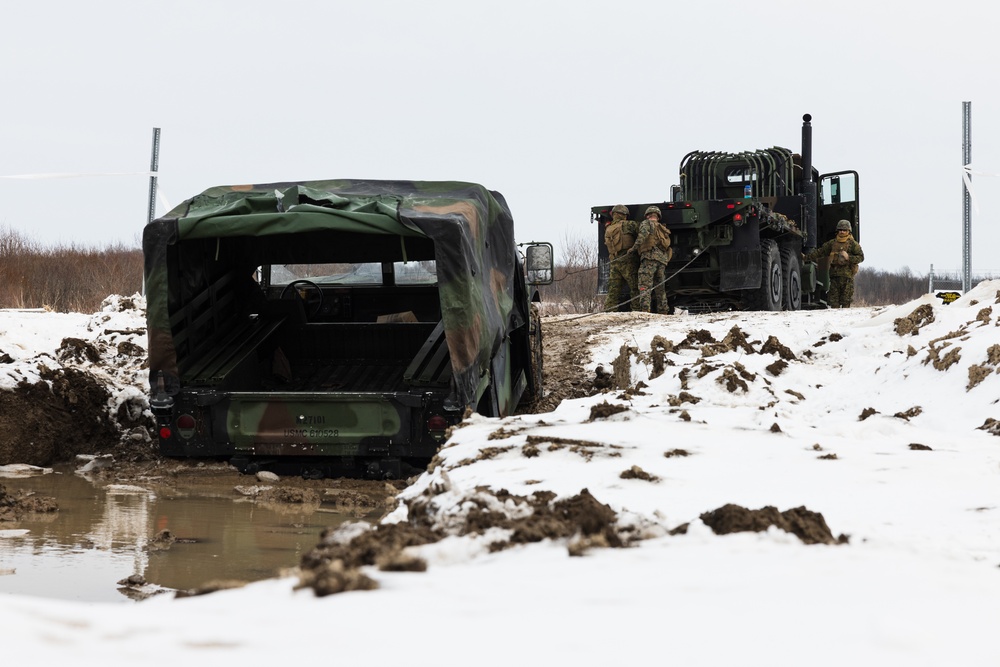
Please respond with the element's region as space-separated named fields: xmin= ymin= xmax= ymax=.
xmin=593 ymin=114 xmax=860 ymax=312
xmin=144 ymin=179 xmax=552 ymax=479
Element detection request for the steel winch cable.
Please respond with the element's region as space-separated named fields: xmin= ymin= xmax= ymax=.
xmin=557 ymin=248 xmax=705 ymax=323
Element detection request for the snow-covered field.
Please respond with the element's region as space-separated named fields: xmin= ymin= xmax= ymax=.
xmin=2 ymin=285 xmax=1000 ymax=666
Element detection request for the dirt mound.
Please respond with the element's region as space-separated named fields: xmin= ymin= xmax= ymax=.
xmin=699 ymin=503 xmax=848 ymax=545
xmin=894 ymin=304 xmax=935 ymax=336
xmin=588 ymin=401 xmax=630 ymax=420
xmin=760 ymin=335 xmax=796 ymax=360
xmin=0 ymin=294 xmax=154 ymax=468
xmin=298 ymin=522 xmax=438 ymax=596
xmin=0 ymin=367 xmax=125 ymax=466
xmin=296 ymin=486 xmax=628 ymax=596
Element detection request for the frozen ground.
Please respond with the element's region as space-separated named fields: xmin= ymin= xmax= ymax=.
xmin=2 ymin=285 xmax=1000 ymax=666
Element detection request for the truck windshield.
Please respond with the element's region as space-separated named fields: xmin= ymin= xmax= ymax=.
xmin=269 ymin=261 xmax=438 ymax=286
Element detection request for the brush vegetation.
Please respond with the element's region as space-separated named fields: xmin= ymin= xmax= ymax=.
xmin=0 ymin=227 xmax=142 ymax=313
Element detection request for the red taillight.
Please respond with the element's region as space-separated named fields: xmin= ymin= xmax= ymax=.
xmin=427 ymin=415 xmax=448 ymax=431
xmin=733 ymin=213 xmax=743 ymax=222
xmin=427 ymin=415 xmax=449 ymax=442
xmin=726 ymin=203 xmax=736 ymax=209
xmin=159 ymin=426 xmax=172 ymax=440
xmin=175 ymin=414 xmax=197 ymax=440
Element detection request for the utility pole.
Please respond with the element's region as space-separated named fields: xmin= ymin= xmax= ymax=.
xmin=147 ymin=127 xmax=161 ymax=226
xmin=143 ymin=128 xmax=161 ymax=297
xmin=962 ymin=102 xmax=971 ymax=293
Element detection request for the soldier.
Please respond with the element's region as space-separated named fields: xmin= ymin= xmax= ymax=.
xmin=630 ymin=205 xmax=672 ymax=314
xmin=603 ymin=204 xmax=639 ymax=312
xmin=805 ymin=219 xmax=864 ymax=308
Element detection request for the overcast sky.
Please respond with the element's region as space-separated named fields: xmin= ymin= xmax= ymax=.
xmin=2 ymin=0 xmax=998 ymax=274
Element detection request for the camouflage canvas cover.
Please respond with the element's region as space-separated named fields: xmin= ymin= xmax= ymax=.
xmin=143 ymin=179 xmax=523 ymax=410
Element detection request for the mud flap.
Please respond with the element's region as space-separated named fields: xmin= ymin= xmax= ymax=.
xmin=719 ymin=247 xmax=761 ymax=291
xmin=719 ymin=221 xmax=762 ymax=292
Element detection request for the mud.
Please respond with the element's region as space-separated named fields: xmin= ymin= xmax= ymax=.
xmin=525 ymin=314 xmax=645 ymax=413
xmin=294 ymin=485 xmax=630 ymax=596
xmin=893 ymin=406 xmax=923 ymax=421
xmin=620 ymin=465 xmax=659 ymax=482
xmin=0 ymin=367 xmax=128 ymax=466
xmin=894 ymin=304 xmax=935 ymax=336
xmin=0 ymin=482 xmax=58 ymax=521
xmin=766 ymin=359 xmax=789 ymax=376
xmin=925 ymin=343 xmax=962 ymax=371
xmin=699 ymin=503 xmax=848 ymax=545
xmin=588 ymin=401 xmax=630 ymax=420
xmin=967 ymin=344 xmax=1000 ymax=390
xmin=701 ymin=326 xmax=755 ymax=357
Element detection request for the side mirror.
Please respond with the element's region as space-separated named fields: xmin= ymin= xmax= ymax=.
xmin=524 ymin=242 xmax=554 ymax=286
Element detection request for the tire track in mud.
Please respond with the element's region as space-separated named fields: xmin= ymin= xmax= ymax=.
xmin=526 ymin=313 xmax=650 ymax=414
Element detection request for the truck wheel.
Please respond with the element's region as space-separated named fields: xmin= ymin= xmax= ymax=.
xmin=526 ymin=304 xmax=544 ymax=403
xmin=780 ymin=248 xmax=802 ymax=311
xmin=749 ymin=240 xmax=782 ymax=311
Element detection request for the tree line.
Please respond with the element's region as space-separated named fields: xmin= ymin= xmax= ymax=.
xmin=0 ymin=227 xmax=143 ymax=313
xmin=0 ymin=226 xmax=992 ymax=315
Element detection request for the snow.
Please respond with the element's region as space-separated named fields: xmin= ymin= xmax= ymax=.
xmin=2 ymin=286 xmax=1000 ymax=666
xmin=0 ymin=295 xmax=147 ymax=405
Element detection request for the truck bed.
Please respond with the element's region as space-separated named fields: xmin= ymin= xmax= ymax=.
xmin=276 ymin=358 xmax=409 ymax=392
xmin=187 ymin=320 xmax=455 ymax=393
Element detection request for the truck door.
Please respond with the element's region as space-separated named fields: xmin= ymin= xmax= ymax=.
xmin=818 ymin=171 xmax=860 ymax=241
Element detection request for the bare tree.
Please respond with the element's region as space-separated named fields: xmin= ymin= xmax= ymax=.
xmin=537 ymin=232 xmax=600 ymax=314
xmin=853 ymin=266 xmax=925 ymax=306
xmin=0 ymin=227 xmax=143 ymax=312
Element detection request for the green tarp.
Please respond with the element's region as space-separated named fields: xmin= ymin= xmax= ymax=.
xmin=143 ymin=179 xmax=522 ymax=409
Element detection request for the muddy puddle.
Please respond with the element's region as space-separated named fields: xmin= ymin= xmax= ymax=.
xmin=0 ymin=465 xmax=379 ymax=603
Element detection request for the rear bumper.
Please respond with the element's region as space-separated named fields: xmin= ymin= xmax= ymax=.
xmin=156 ymin=389 xmax=455 ymax=460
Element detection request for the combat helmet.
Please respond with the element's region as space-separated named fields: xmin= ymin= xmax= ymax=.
xmin=644 ymin=205 xmax=662 ymax=219
xmin=611 ymin=204 xmax=629 ymax=216
xmin=836 ymin=219 xmax=852 ymax=232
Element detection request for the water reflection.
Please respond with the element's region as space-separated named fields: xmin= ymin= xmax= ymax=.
xmin=0 ymin=466 xmax=369 ymax=603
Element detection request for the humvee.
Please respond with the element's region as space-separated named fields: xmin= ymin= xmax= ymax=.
xmin=593 ymin=114 xmax=860 ymax=312
xmin=144 ymin=179 xmax=552 ymax=478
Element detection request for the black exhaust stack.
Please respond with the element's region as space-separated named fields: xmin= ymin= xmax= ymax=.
xmin=800 ymin=114 xmax=818 ymax=250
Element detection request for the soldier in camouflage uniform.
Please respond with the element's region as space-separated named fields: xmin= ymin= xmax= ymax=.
xmin=630 ymin=205 xmax=672 ymax=314
xmin=603 ymin=204 xmax=639 ymax=312
xmin=805 ymin=219 xmax=864 ymax=308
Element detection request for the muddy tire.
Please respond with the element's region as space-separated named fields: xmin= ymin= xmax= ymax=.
xmin=746 ymin=240 xmax=783 ymax=311
xmin=528 ymin=303 xmax=545 ymax=403
xmin=780 ymin=247 xmax=802 ymax=311
xmin=513 ymin=304 xmax=544 ymax=414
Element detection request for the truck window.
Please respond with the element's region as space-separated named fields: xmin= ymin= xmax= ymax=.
xmin=821 ymin=172 xmax=858 ymax=205
xmin=269 ymin=261 xmax=438 ymax=286
xmin=725 ymin=167 xmax=758 ymax=184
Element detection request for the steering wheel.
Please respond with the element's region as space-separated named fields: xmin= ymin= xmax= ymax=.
xmin=280 ymin=280 xmax=324 ymax=319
